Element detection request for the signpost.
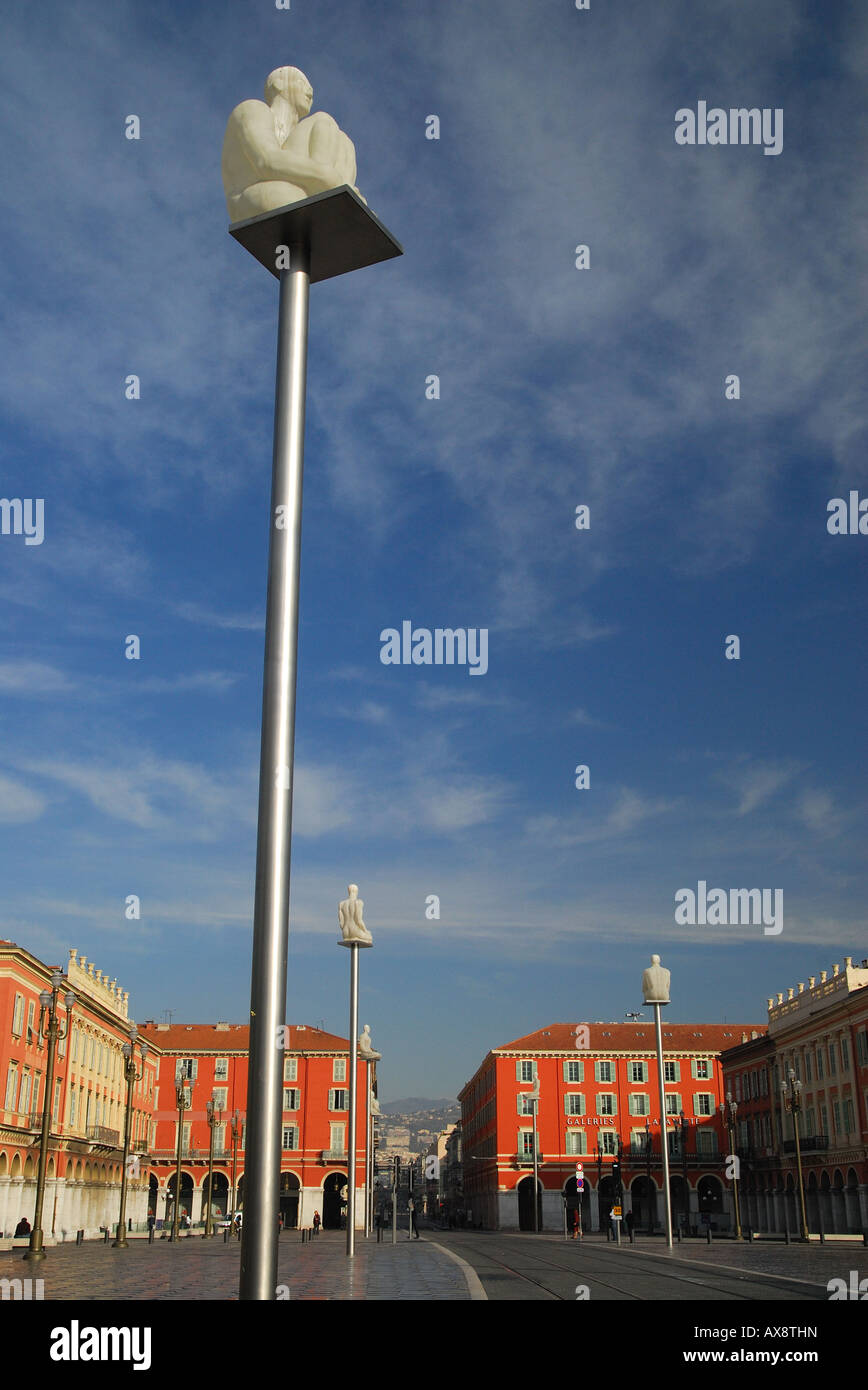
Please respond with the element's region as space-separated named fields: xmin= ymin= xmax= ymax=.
xmin=575 ymin=1163 xmax=584 ymax=1240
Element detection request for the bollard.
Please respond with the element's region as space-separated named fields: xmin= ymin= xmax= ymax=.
xmin=149 ymin=1225 xmax=155 ymax=1245
xmin=862 ymin=1230 xmax=868 ymax=1247
xmin=223 ymin=1226 xmax=229 ymax=1244
xmin=76 ymin=1229 xmax=84 ymax=1246
xmin=706 ymin=1226 xmax=712 ymax=1245
xmin=301 ymin=1227 xmax=306 ymax=1243
xmin=818 ymin=1209 xmax=825 ymax=1244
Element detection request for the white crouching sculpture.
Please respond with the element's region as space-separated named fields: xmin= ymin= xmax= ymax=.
xmin=338 ymin=883 xmax=373 ymax=946
xmin=359 ymin=1024 xmax=381 ymax=1059
xmin=222 ymin=65 xmax=365 ymax=224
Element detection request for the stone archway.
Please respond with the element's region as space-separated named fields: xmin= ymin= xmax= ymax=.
xmin=845 ymin=1168 xmax=860 ymax=1232
xmin=203 ymin=1171 xmax=230 ymax=1223
xmin=630 ymin=1175 xmax=657 ymax=1233
xmin=323 ymin=1171 xmax=346 ymax=1229
xmin=279 ymin=1172 xmax=300 ymax=1229
xmin=517 ymin=1174 xmax=542 ymax=1231
xmin=563 ymin=1175 xmax=590 ymax=1235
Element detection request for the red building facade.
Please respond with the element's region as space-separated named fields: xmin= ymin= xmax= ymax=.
xmin=141 ymin=1021 xmax=372 ymax=1230
xmin=460 ymin=1021 xmax=765 ymax=1232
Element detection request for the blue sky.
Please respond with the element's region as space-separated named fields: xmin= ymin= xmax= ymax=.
xmin=0 ymin=0 xmax=866 ymax=1102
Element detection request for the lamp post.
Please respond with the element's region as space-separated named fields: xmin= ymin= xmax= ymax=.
xmin=113 ymin=1026 xmax=148 ymax=1248
xmin=524 ymin=1074 xmax=541 ymax=1232
xmin=205 ymin=1097 xmax=222 ymax=1237
xmin=679 ymin=1108 xmax=690 ymax=1235
xmin=719 ymin=1092 xmax=742 ymax=1239
xmin=781 ymin=1069 xmax=809 ymax=1240
xmin=23 ymin=970 xmax=74 ymax=1262
xmin=644 ymin=1119 xmax=654 ymax=1234
xmin=171 ymin=1076 xmax=192 ymax=1241
xmin=642 ymin=954 xmax=673 ymax=1248
xmin=229 ymin=1109 xmax=242 ymax=1221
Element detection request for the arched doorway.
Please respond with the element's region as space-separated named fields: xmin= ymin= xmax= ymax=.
xmin=323 ymin=1172 xmax=346 ymax=1229
xmin=563 ymin=1176 xmax=590 ymax=1234
xmin=598 ymin=1176 xmax=616 ymax=1232
xmin=845 ymin=1168 xmax=860 ymax=1233
xmin=698 ymin=1175 xmax=723 ymax=1229
xmin=235 ymin=1174 xmax=245 ymax=1213
xmin=630 ymin=1175 xmax=656 ymax=1233
xmin=167 ymin=1171 xmax=194 ymax=1225
xmin=517 ymin=1175 xmax=542 ymax=1231
xmin=148 ymin=1174 xmax=158 ymax=1221
xmin=203 ymin=1171 xmax=229 ymax=1222
xmin=670 ymin=1175 xmax=688 ymax=1232
xmin=280 ymin=1172 xmax=300 ymax=1229
xmin=820 ymin=1171 xmax=832 ymax=1233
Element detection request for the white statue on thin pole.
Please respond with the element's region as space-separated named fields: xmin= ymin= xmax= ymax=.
xmin=222 ymin=65 xmax=365 ymax=224
xmin=338 ymin=883 xmax=373 ymax=946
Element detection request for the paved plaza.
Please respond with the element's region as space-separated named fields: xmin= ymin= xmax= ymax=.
xmin=430 ymin=1230 xmax=854 ymax=1301
xmin=0 ymin=1229 xmax=477 ymax=1302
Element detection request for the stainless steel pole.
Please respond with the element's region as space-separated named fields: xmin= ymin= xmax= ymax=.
xmin=347 ymin=944 xmax=359 ymax=1256
xmin=532 ymin=1101 xmax=539 ymax=1232
xmin=239 ymin=251 xmax=310 ymax=1301
xmin=654 ymin=1002 xmax=674 ymax=1248
xmin=364 ymin=1062 xmax=372 ymax=1237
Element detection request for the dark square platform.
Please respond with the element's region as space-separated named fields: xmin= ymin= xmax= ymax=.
xmin=229 ymin=186 xmax=403 ymax=284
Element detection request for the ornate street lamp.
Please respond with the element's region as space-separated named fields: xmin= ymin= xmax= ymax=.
xmin=204 ymin=1097 xmax=222 ymax=1237
xmin=23 ymin=970 xmax=75 ymax=1262
xmin=171 ymin=1075 xmax=192 ymax=1241
xmin=679 ymin=1109 xmax=690 ymax=1233
xmin=230 ymin=1108 xmax=243 ymax=1224
xmin=781 ymin=1069 xmax=809 ymax=1240
xmin=113 ymin=1026 xmax=149 ymax=1247
xmin=719 ymin=1092 xmax=742 ymax=1239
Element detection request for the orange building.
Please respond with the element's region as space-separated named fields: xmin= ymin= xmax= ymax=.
xmin=140 ymin=1021 xmax=372 ymax=1230
xmin=460 ymin=1021 xmax=765 ymax=1233
xmin=0 ymin=943 xmax=157 ymax=1242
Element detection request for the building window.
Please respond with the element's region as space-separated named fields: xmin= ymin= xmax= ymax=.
xmin=26 ymin=1001 xmax=36 ymax=1044
xmin=517 ymin=1059 xmax=536 ymax=1083
xmin=600 ymin=1130 xmax=617 ymax=1155
xmin=214 ymin=1058 xmax=229 ymax=1081
xmin=734 ymin=1075 xmax=741 ymax=1102
xmin=816 ymin=1050 xmax=824 ymax=1080
xmin=629 ymin=1093 xmax=650 ymax=1116
xmin=4 ymin=1062 xmax=18 ymax=1111
xmin=283 ymin=1088 xmax=300 ymax=1111
xmin=840 ymin=1038 xmax=850 ymax=1072
xmin=329 ymin=1089 xmax=348 ymax=1111
xmin=828 ymin=1044 xmax=837 ymax=1076
xmin=832 ymin=1100 xmax=841 ymax=1135
xmin=665 ymin=1093 xmax=681 ymax=1115
xmin=804 ymin=1053 xmax=812 ymax=1083
xmin=19 ymin=1070 xmax=31 ymax=1115
xmin=597 ymin=1094 xmax=616 ymax=1116
xmin=283 ymin=1057 xmax=298 ymax=1082
xmin=329 ymin=1123 xmax=345 ymax=1154
xmin=564 ymin=1060 xmax=584 ymax=1083
xmin=595 ymin=1061 xmax=613 ymax=1083
xmin=519 ymin=1129 xmax=537 ymax=1156
xmin=53 ymin=1077 xmax=62 ymax=1122
xmin=856 ymin=1031 xmax=868 ymax=1067
xmin=69 ymin=1086 xmax=77 ymax=1126
xmin=333 ymin=1058 xmax=347 ymax=1083
xmin=693 ymin=1093 xmax=713 ymax=1117
xmin=696 ymin=1127 xmax=718 ymax=1156
xmin=564 ymin=1093 xmax=585 ymax=1116
xmin=212 ymin=1087 xmax=228 ymax=1109
xmin=11 ymin=994 xmax=24 ymax=1037
xmin=630 ymin=1061 xmax=648 ymax=1083
xmin=282 ymin=1124 xmax=298 ymax=1150
xmin=691 ymin=1059 xmax=711 ymax=1080
xmin=664 ymin=1060 xmax=680 ymax=1083
xmin=176 ymin=1058 xmax=197 ymax=1081
xmin=518 ymin=1093 xmax=536 ymax=1116
xmin=843 ymin=1098 xmax=855 ymax=1134
xmin=750 ymin=1071 xmax=758 ymax=1098
xmin=630 ymin=1129 xmax=649 ymax=1157
xmin=760 ymin=1068 xmax=768 ymax=1096
xmin=566 ymin=1130 xmax=586 ymax=1155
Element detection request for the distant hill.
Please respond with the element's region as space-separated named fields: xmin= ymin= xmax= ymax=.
xmin=379 ymin=1097 xmax=459 ymax=1116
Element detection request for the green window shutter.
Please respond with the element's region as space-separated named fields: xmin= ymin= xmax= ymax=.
xmin=594 ymin=1061 xmax=601 ymax=1082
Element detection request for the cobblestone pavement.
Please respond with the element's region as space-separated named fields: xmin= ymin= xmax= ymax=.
xmin=0 ymin=1230 xmax=474 ymax=1301
xmin=431 ymin=1230 xmax=838 ymax=1300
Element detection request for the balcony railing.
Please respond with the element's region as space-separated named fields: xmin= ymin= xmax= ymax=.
xmin=86 ymin=1124 xmax=121 ymax=1146
xmin=321 ymin=1149 xmax=347 ymax=1162
xmin=784 ymin=1135 xmax=828 ymax=1153
xmin=514 ymin=1151 xmax=543 ymax=1167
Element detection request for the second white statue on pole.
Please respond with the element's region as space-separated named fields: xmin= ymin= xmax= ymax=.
xmin=222 ymin=65 xmax=365 ymax=224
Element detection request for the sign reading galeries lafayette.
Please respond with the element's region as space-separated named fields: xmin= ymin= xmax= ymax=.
xmin=564 ymin=1116 xmax=694 ymax=1126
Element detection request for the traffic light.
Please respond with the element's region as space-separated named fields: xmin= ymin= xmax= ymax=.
xmin=612 ymin=1159 xmax=621 ymax=1184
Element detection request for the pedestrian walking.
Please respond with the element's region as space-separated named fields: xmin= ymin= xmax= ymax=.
xmin=625 ymin=1209 xmax=635 ymax=1238
xmin=571 ymin=1208 xmax=579 ymax=1240
xmin=312 ymin=1210 xmax=321 ymax=1236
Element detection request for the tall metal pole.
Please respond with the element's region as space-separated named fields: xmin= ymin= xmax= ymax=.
xmin=239 ymin=251 xmax=310 ymax=1301
xmin=654 ymin=1002 xmax=674 ymax=1248
xmin=364 ymin=1061 xmax=372 ymax=1237
xmin=532 ymin=1100 xmax=539 ymax=1232
xmin=346 ymin=945 xmax=360 ymax=1255
xmin=24 ymin=979 xmax=73 ymax=1263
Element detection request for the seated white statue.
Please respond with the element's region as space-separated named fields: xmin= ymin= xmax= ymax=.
xmin=222 ymin=65 xmax=364 ymax=224
xmin=339 ymin=883 xmax=373 ymax=945
xmin=642 ymin=954 xmax=671 ymax=1005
